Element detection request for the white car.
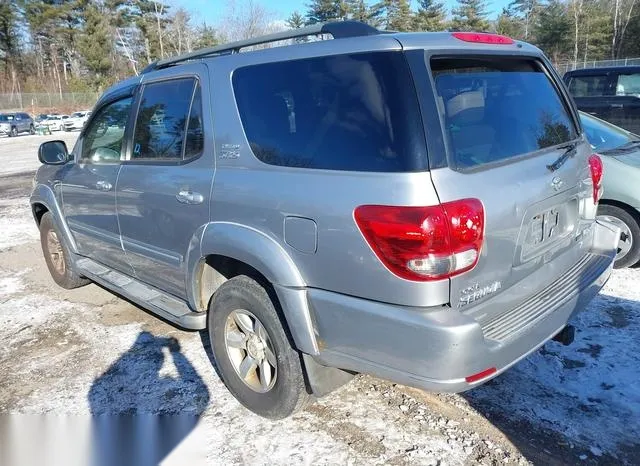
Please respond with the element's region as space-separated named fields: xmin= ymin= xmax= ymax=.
xmin=63 ymin=111 xmax=92 ymax=131
xmin=43 ymin=115 xmax=69 ymax=131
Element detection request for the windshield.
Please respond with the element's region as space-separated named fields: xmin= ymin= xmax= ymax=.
xmin=431 ymin=57 xmax=578 ymax=169
xmin=71 ymin=112 xmax=83 ymax=118
xmin=0 ymin=114 xmax=15 ymax=121
xmin=580 ymin=111 xmax=636 ymax=152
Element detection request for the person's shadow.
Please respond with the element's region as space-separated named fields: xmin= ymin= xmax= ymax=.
xmin=88 ymin=331 xmax=210 ymax=466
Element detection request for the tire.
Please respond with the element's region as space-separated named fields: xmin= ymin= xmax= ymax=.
xmin=597 ymin=204 xmax=640 ymax=269
xmin=39 ymin=212 xmax=89 ymax=289
xmin=29 ymin=124 xmax=35 ymax=135
xmin=208 ymin=275 xmax=309 ymax=419
xmin=9 ymin=126 xmax=17 ymax=137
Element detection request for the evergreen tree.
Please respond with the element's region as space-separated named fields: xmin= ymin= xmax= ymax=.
xmin=413 ymin=0 xmax=446 ymax=31
xmin=286 ymin=11 xmax=305 ymax=28
xmin=78 ymin=4 xmax=112 ymax=87
xmin=495 ymin=7 xmax=525 ymax=38
xmin=384 ymin=0 xmax=412 ymax=31
xmin=450 ymin=0 xmax=490 ymax=32
xmin=306 ymin=0 xmax=347 ymax=24
xmin=534 ymin=0 xmax=571 ymax=62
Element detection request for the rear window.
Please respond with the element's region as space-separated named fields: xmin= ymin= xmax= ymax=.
xmin=432 ymin=57 xmax=578 ymax=169
xmin=616 ymin=73 xmax=640 ymax=97
xmin=232 ymin=51 xmax=426 ymax=172
xmin=568 ymin=74 xmax=609 ymax=97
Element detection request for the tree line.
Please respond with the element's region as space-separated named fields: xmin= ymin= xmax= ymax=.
xmin=0 ymin=0 xmax=638 ymax=97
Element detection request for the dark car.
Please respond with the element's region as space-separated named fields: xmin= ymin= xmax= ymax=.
xmin=564 ymin=66 xmax=640 ymax=135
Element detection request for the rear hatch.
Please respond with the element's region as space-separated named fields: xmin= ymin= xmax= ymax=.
xmin=425 ymin=54 xmax=597 ymax=328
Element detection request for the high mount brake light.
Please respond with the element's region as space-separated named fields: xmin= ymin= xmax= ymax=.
xmin=452 ymin=32 xmax=515 ymax=45
xmin=354 ymin=199 xmax=485 ymax=281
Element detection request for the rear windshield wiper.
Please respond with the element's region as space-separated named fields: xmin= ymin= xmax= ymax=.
xmin=600 ymin=139 xmax=640 ymax=155
xmin=547 ymin=142 xmax=578 ymax=172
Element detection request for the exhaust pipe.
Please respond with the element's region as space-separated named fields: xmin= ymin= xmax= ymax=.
xmin=552 ymin=325 xmax=575 ymax=346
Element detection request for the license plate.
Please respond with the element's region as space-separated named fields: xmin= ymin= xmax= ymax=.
xmin=530 ymin=208 xmax=560 ymax=245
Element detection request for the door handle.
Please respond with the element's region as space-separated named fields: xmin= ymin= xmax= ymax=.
xmin=612 ymin=103 xmax=624 ymax=108
xmin=176 ymin=190 xmax=204 ymax=205
xmin=95 ymin=180 xmax=113 ymax=191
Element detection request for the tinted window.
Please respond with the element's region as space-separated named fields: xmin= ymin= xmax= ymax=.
xmin=184 ymin=84 xmax=204 ymax=159
xmin=431 ymin=57 xmax=578 ymax=169
xmin=233 ymin=52 xmax=425 ymax=172
xmin=132 ymin=78 xmax=197 ymax=161
xmin=581 ymin=112 xmax=634 ymax=152
xmin=81 ymin=97 xmax=132 ymax=163
xmin=616 ymin=73 xmax=640 ymax=97
xmin=568 ymin=75 xmax=609 ymax=97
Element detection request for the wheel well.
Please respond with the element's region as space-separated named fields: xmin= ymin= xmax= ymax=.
xmin=32 ymin=203 xmax=49 ymax=225
xmin=197 ymin=255 xmax=273 ymax=312
xmin=599 ymin=199 xmax=640 ymax=226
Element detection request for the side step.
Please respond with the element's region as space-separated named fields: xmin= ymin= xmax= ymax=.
xmin=75 ymin=257 xmax=206 ymax=330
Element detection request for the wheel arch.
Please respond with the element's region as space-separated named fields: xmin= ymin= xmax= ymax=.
xmin=188 ymin=222 xmax=318 ymax=355
xmin=30 ymin=184 xmax=78 ymax=253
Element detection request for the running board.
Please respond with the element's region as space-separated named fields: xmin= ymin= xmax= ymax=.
xmin=75 ymin=257 xmax=206 ymax=330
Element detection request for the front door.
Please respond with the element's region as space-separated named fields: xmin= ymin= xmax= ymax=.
xmin=116 ymin=65 xmax=213 ymax=298
xmin=60 ymin=96 xmax=134 ymax=273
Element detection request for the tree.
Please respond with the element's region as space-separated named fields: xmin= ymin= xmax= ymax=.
xmin=383 ymin=0 xmax=413 ymax=31
xmin=286 ymin=11 xmax=305 ymax=28
xmin=495 ymin=8 xmax=524 ymax=38
xmin=78 ymin=4 xmax=113 ymax=87
xmin=450 ymin=0 xmax=490 ymax=31
xmin=534 ymin=0 xmax=571 ymax=62
xmin=306 ymin=0 xmax=347 ymax=24
xmin=612 ymin=0 xmax=638 ymax=58
xmin=413 ymin=0 xmax=446 ymax=31
xmin=508 ymin=0 xmax=540 ymax=39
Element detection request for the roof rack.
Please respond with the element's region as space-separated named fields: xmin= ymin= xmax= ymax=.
xmin=141 ymin=20 xmax=380 ymax=74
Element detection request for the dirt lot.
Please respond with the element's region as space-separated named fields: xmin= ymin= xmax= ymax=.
xmin=1 ymin=132 xmax=639 ymax=465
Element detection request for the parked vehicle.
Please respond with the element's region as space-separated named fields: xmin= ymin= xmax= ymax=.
xmin=0 ymin=112 xmax=35 ymax=137
xmin=42 ymin=115 xmax=69 ymax=131
xmin=31 ymin=22 xmax=619 ymax=419
xmin=580 ymin=111 xmax=640 ymax=267
xmin=63 ymin=111 xmax=92 ymax=131
xmin=35 ymin=114 xmax=50 ymax=124
xmin=564 ymin=66 xmax=640 ymax=135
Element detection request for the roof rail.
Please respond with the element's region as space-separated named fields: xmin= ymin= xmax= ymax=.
xmin=141 ymin=20 xmax=380 ymax=74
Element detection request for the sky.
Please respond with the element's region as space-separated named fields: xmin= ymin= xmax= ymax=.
xmin=179 ymin=0 xmax=512 ymax=27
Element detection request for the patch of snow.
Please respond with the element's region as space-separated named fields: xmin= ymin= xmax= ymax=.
xmin=0 ymin=269 xmax=27 ymax=296
xmin=461 ymin=268 xmax=640 ymax=455
xmin=0 ymin=199 xmax=39 ymax=250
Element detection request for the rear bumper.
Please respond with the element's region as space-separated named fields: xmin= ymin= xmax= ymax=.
xmin=309 ymin=220 xmax=618 ymax=392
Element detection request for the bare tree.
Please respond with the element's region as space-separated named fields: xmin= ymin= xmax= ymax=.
xmin=153 ymin=1 xmax=166 ymax=59
xmin=218 ymin=0 xmax=280 ymax=43
xmin=569 ymin=0 xmax=584 ymax=63
xmin=612 ymin=0 xmax=638 ymax=58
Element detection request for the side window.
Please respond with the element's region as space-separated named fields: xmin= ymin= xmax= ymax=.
xmin=232 ymin=52 xmax=425 ymax=172
xmin=568 ymin=75 xmax=608 ymax=97
xmin=132 ymin=78 xmax=200 ymax=161
xmin=81 ymin=97 xmax=133 ymax=163
xmin=184 ymin=84 xmax=204 ymax=159
xmin=616 ymin=73 xmax=640 ymax=97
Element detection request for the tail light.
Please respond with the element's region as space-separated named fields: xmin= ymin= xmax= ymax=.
xmin=452 ymin=32 xmax=514 ymax=45
xmin=588 ymin=154 xmax=603 ymax=203
xmin=354 ymin=199 xmax=484 ymax=281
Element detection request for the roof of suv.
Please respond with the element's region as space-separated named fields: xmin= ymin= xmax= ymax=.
xmin=564 ymin=65 xmax=640 ymax=77
xmin=102 ymin=21 xmax=542 ymax=101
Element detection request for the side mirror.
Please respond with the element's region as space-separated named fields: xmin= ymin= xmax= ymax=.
xmin=38 ymin=141 xmax=69 ymax=165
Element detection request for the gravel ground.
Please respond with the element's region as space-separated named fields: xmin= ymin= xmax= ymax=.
xmin=0 ymin=132 xmax=638 ymax=465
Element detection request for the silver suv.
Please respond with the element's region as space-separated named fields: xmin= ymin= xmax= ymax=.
xmin=31 ymin=22 xmax=619 ymax=419
xmin=0 ymin=112 xmax=35 ymax=136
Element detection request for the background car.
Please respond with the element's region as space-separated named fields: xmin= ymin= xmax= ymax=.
xmin=63 ymin=111 xmax=91 ymax=131
xmin=0 ymin=112 xmax=35 ymax=136
xmin=42 ymin=114 xmax=69 ymax=131
xmin=565 ymin=66 xmax=640 ymax=135
xmin=581 ymin=110 xmax=640 ymax=267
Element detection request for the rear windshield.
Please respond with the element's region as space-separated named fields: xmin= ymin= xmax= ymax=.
xmin=0 ymin=114 xmax=14 ymax=121
xmin=233 ymin=51 xmax=426 ymax=172
xmin=431 ymin=57 xmax=578 ymax=170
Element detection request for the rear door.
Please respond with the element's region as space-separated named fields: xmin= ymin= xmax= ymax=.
xmin=116 ymin=64 xmax=212 ymax=299
xmin=426 ymin=55 xmax=594 ymax=314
